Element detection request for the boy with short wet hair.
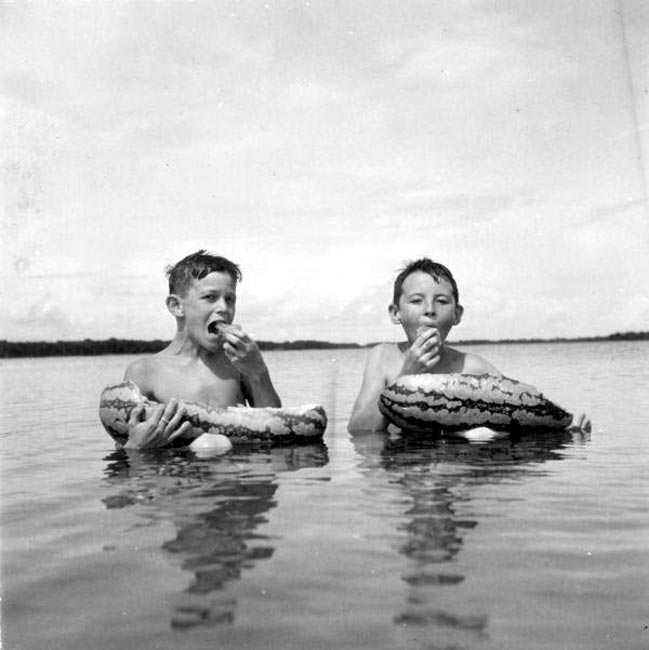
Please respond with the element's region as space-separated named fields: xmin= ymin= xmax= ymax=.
xmin=123 ymin=250 xmax=281 ymax=449
xmin=349 ymin=258 xmax=498 ymax=432
xmin=349 ymin=258 xmax=590 ymax=434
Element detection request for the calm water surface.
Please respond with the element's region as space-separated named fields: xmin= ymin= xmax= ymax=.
xmin=2 ymin=342 xmax=648 ymax=650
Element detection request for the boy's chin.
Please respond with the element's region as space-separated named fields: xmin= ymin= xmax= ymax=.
xmin=205 ymin=332 xmax=226 ymax=349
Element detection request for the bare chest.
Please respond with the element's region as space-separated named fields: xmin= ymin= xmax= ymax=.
xmin=152 ymin=365 xmax=245 ymax=407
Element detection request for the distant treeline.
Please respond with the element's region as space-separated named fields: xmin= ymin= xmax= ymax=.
xmin=452 ymin=331 xmax=649 ymax=345
xmin=0 ymin=331 xmax=647 ymax=359
xmin=0 ymin=338 xmax=364 ymax=358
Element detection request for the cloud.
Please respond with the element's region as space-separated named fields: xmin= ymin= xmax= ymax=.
xmin=0 ymin=266 xmax=78 ymax=340
xmin=0 ymin=303 xmax=76 ymax=341
xmin=2 ymin=1 xmax=648 ymax=344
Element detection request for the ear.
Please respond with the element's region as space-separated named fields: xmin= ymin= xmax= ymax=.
xmin=166 ymin=294 xmax=184 ymax=318
xmin=388 ymin=303 xmax=401 ymax=325
xmin=453 ymin=304 xmax=464 ymax=325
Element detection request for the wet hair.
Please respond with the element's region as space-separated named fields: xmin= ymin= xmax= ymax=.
xmin=165 ymin=250 xmax=242 ymax=295
xmin=392 ymin=258 xmax=460 ymax=304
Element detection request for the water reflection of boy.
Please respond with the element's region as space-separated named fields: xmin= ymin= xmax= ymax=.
xmin=121 ymin=250 xmax=281 ymax=449
xmin=350 ymin=430 xmax=585 ymax=641
xmin=349 ymin=258 xmax=591 ymax=435
xmin=102 ymin=443 xmax=329 ymax=629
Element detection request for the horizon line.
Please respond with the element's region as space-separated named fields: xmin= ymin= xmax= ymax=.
xmin=1 ymin=330 xmax=647 ymax=348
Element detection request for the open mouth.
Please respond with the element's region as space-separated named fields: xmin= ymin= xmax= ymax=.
xmin=207 ymin=321 xmax=226 ymax=336
xmin=207 ymin=321 xmax=237 ymax=338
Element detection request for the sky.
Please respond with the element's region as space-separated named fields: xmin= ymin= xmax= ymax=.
xmin=2 ymin=0 xmax=648 ymax=345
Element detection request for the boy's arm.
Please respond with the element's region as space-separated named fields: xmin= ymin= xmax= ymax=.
xmin=222 ymin=329 xmax=281 ymax=407
xmin=348 ymin=345 xmax=390 ymax=432
xmin=461 ymin=352 xmax=501 ymax=376
xmin=240 ymin=368 xmax=281 ymax=408
xmin=124 ymin=358 xmax=154 ymax=395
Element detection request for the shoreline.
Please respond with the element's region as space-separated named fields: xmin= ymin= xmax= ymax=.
xmin=1 ymin=332 xmax=647 ymax=358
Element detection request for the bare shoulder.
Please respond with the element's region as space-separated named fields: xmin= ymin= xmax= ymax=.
xmin=367 ymin=341 xmax=396 ymax=361
xmin=364 ymin=342 xmax=402 ymax=376
xmin=123 ymin=355 xmax=168 ymax=393
xmin=460 ymin=351 xmax=501 ymax=375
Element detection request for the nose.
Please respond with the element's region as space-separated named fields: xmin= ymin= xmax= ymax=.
xmin=423 ymin=300 xmax=435 ymax=315
xmin=213 ymin=296 xmax=230 ymax=314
